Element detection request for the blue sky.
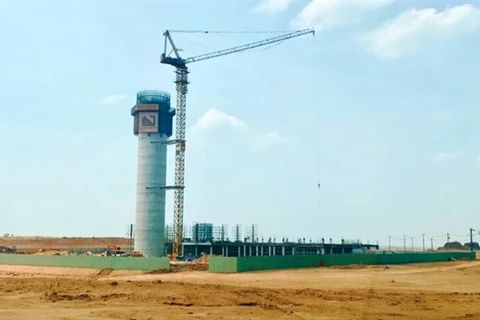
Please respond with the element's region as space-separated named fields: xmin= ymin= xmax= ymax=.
xmin=1 ymin=0 xmax=479 ymax=248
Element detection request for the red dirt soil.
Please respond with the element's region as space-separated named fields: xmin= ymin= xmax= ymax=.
xmin=1 ymin=260 xmax=480 ymax=319
xmin=0 ymin=236 xmax=131 ymax=250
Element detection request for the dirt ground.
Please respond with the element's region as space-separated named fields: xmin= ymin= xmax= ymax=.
xmin=1 ymin=260 xmax=480 ymax=320
xmin=0 ymin=237 xmax=130 ymax=250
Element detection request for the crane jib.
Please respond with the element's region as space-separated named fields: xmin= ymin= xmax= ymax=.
xmin=162 ymin=29 xmax=315 ymax=66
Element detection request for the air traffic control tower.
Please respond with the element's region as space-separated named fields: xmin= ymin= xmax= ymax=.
xmin=131 ymin=90 xmax=175 ymax=257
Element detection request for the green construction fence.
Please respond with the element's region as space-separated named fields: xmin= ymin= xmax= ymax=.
xmin=0 ymin=254 xmax=170 ymax=271
xmin=209 ymin=252 xmax=476 ymax=273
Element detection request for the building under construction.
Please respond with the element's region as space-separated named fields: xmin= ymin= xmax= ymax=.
xmin=161 ymin=223 xmax=379 ymax=258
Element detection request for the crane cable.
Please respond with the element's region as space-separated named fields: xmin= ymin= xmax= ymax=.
xmin=168 ymin=30 xmax=291 ymax=34
xmin=238 ymin=41 xmax=283 ymax=54
xmin=172 ymin=32 xmax=288 ymax=57
xmin=311 ymin=35 xmax=321 ymax=208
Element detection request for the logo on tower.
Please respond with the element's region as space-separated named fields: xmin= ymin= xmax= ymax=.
xmin=138 ymin=111 xmax=159 ymax=133
xmin=142 ymin=115 xmax=156 ymax=126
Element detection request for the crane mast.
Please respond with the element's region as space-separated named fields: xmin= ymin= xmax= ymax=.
xmin=161 ymin=28 xmax=315 ymax=256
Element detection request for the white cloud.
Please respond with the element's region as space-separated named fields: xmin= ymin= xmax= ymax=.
xmin=254 ymin=0 xmax=293 ymax=14
xmin=290 ymin=0 xmax=392 ymax=30
xmin=360 ymin=4 xmax=480 ymax=59
xmin=189 ymin=108 xmax=284 ymax=150
xmin=429 ymin=150 xmax=463 ymax=163
xmin=190 ymin=108 xmax=248 ymax=134
xmin=101 ymin=94 xmax=127 ymax=105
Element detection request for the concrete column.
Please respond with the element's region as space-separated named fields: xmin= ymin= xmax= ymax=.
xmin=255 ymin=246 xmax=258 ymax=256
xmin=210 ymin=246 xmax=213 ymax=255
xmin=244 ymin=246 xmax=247 ymax=257
xmin=222 ymin=246 xmax=225 ymax=256
xmin=268 ymin=246 xmax=271 ymax=256
xmin=249 ymin=246 xmax=252 ymax=256
xmin=292 ymin=247 xmax=295 ymax=255
xmin=282 ymin=246 xmax=285 ymax=256
xmin=133 ymin=131 xmax=168 ymax=258
xmin=226 ymin=246 xmax=229 ymax=257
xmin=238 ymin=246 xmax=241 ymax=257
xmin=261 ymin=246 xmax=264 ymax=256
xmin=195 ymin=246 xmax=198 ymax=256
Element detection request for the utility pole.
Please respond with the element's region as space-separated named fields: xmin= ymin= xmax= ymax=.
xmin=446 ymin=233 xmax=451 ymax=251
xmin=430 ymin=238 xmax=433 ymax=251
xmin=470 ymin=228 xmax=475 ymax=252
xmin=422 ymin=234 xmax=425 ymax=251
xmin=388 ymin=236 xmax=392 ymax=251
xmin=129 ymin=223 xmax=134 ymax=252
xmin=403 ymin=235 xmax=406 ymax=252
xmin=411 ymin=237 xmax=414 ymax=251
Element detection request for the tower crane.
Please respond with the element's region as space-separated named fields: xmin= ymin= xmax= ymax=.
xmin=161 ymin=28 xmax=315 ymax=256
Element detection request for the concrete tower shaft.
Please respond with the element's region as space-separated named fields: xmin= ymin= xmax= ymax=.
xmin=131 ymin=90 xmax=175 ymax=257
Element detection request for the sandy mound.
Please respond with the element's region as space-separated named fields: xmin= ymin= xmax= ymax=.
xmin=145 ymin=269 xmax=171 ymax=274
xmin=181 ymin=263 xmax=208 ymax=272
xmin=96 ymin=268 xmax=114 ymax=276
xmin=329 ymin=264 xmax=368 ymax=270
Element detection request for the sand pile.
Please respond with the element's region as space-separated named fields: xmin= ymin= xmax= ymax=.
xmin=34 ymin=249 xmax=72 ymax=256
xmin=96 ymin=268 xmax=113 ymax=276
xmin=181 ymin=263 xmax=208 ymax=272
xmin=196 ymin=255 xmax=210 ymax=263
xmin=145 ymin=269 xmax=171 ymax=274
xmin=127 ymin=251 xmax=144 ymax=257
xmin=331 ymin=264 xmax=368 ymax=270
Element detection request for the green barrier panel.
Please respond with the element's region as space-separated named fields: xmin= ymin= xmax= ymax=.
xmin=237 ymin=255 xmax=318 ymax=273
xmin=211 ymin=252 xmax=476 ymax=273
xmin=323 ymin=254 xmax=378 ymax=266
xmin=376 ymin=252 xmax=476 ymax=265
xmin=235 ymin=254 xmax=379 ymax=272
xmin=208 ymin=256 xmax=237 ymax=273
xmin=0 ymin=254 xmax=170 ymax=271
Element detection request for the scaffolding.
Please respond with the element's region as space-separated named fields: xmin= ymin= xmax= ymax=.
xmin=192 ymin=223 xmax=213 ymax=242
xmin=244 ymin=224 xmax=259 ymax=243
xmin=232 ymin=224 xmax=242 ymax=242
xmin=141 ymin=223 xmax=367 ymax=247
xmin=212 ymin=224 xmax=228 ymax=241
